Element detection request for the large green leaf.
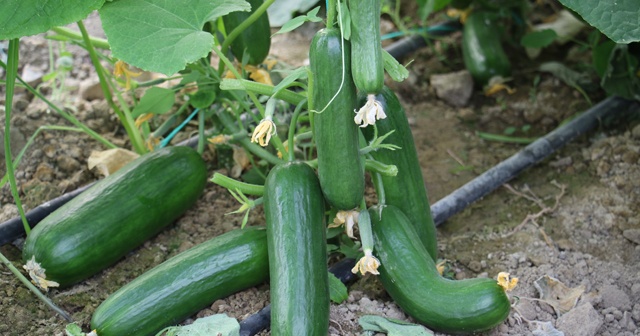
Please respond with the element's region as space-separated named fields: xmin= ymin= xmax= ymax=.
xmin=558 ymin=0 xmax=640 ymax=43
xmin=0 ymin=0 xmax=104 ymax=40
xmin=99 ymin=0 xmax=250 ymax=75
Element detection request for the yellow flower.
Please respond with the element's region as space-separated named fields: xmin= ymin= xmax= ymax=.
xmin=497 ymin=272 xmax=518 ymax=292
xmin=113 ymin=60 xmax=141 ymax=90
xmin=354 ymin=94 xmax=386 ymax=128
xmin=134 ymin=113 xmax=154 ymax=128
xmin=328 ymin=210 xmax=359 ymax=238
xmin=447 ymin=8 xmax=472 ymax=24
xmin=251 ymin=117 xmax=276 ymax=147
xmin=277 ymin=140 xmax=289 ymax=159
xmin=351 ymin=250 xmax=381 ymax=275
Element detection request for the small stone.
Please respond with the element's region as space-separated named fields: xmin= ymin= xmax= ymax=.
xmin=556 ymin=302 xmax=603 ymax=336
xmin=605 ymin=314 xmax=615 ymax=323
xmin=430 ymin=70 xmax=474 ymax=107
xmin=34 ymin=163 xmax=55 ymax=182
xmin=21 ymin=64 xmax=44 ymax=87
xmin=79 ymin=79 xmax=105 ymax=101
xmin=56 ymin=155 xmax=81 ymax=173
xmin=622 ymin=229 xmax=640 ymax=245
xmin=468 ymin=261 xmax=482 ymax=272
xmin=631 ymin=124 xmax=640 ymax=139
xmin=600 ymin=285 xmax=632 ymax=311
xmin=457 ymin=108 xmax=476 ymax=122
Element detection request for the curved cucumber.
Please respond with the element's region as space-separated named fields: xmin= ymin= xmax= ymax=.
xmin=22 ymin=146 xmax=207 ymax=288
xmin=310 ymin=28 xmax=364 ymax=210
xmin=264 ymin=162 xmax=329 ymax=336
xmin=462 ymin=10 xmax=511 ymax=85
xmin=91 ymin=227 xmax=269 ymax=336
xmin=371 ymin=205 xmax=511 ymax=334
xmin=349 ymin=0 xmax=384 ymax=94
xmin=223 ymin=0 xmax=271 ymax=65
xmin=360 ymin=87 xmax=438 ymax=260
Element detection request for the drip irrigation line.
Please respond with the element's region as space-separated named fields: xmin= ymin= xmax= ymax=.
xmin=431 ymin=96 xmax=640 ymax=226
xmin=384 ymin=20 xmax=462 ymax=60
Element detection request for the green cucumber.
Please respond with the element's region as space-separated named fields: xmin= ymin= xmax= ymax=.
xmin=22 ymin=146 xmax=207 ymax=288
xmin=371 ymin=205 xmax=511 ymax=334
xmin=462 ymin=10 xmax=511 ymax=85
xmin=310 ymin=28 xmax=364 ymax=210
xmin=264 ymin=162 xmax=329 ymax=335
xmin=223 ymin=0 xmax=271 ymax=65
xmin=349 ymin=0 xmax=384 ymax=94
xmin=360 ymin=87 xmax=438 ymax=260
xmin=91 ymin=227 xmax=269 ymax=336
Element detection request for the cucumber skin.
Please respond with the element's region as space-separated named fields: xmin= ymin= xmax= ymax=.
xmin=462 ymin=11 xmax=511 ymax=85
xmin=264 ymin=162 xmax=329 ymax=336
xmin=91 ymin=227 xmax=268 ymax=336
xmin=22 ymin=146 xmax=207 ymax=288
xmin=360 ymin=87 xmax=438 ymax=260
xmin=349 ymin=0 xmax=384 ymax=94
xmin=310 ymin=28 xmax=364 ymax=210
xmin=370 ymin=205 xmax=511 ymax=334
xmin=223 ymin=0 xmax=271 ymax=65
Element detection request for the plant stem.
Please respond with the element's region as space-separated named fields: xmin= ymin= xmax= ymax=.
xmin=4 ymin=39 xmax=30 ymax=235
xmin=197 ymin=109 xmax=206 ymax=155
xmin=372 ymin=172 xmax=386 ymax=205
xmin=210 ymin=173 xmax=265 ymax=196
xmin=327 ymin=0 xmax=337 ymax=28
xmin=49 ymin=26 xmax=110 ymax=50
xmin=287 ymin=99 xmax=307 ymax=162
xmin=77 ymin=20 xmax=146 ymax=154
xmin=220 ymin=0 xmax=275 ymax=57
xmin=0 ymin=252 xmax=73 ymax=322
xmin=220 ymin=78 xmax=308 ymax=107
xmin=475 ymin=131 xmax=537 ymax=144
xmin=364 ymin=159 xmax=397 ymax=177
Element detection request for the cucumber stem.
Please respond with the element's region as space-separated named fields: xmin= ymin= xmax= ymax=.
xmin=0 ymin=252 xmax=73 ymax=322
xmin=326 ymin=0 xmax=337 ymax=28
xmin=220 ymin=78 xmax=307 ymax=107
xmin=372 ymin=171 xmax=386 ymax=205
xmin=286 ymin=99 xmax=307 ymax=162
xmin=4 ymin=39 xmax=30 ymax=235
xmin=211 ymin=172 xmax=265 ymax=196
xmin=50 ymin=26 xmax=110 ymax=49
xmin=364 ymin=159 xmax=398 ymax=177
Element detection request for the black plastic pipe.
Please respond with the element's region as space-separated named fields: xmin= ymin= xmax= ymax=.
xmin=431 ymin=96 xmax=640 ymax=225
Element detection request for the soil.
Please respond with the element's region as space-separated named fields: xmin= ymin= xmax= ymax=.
xmin=1 ymin=9 xmax=640 ymax=336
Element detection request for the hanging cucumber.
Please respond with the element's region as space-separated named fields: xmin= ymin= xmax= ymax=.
xmin=462 ymin=10 xmax=511 ymax=85
xmin=349 ymin=0 xmax=388 ymax=127
xmin=264 ymin=162 xmax=329 ymax=335
xmin=22 ymin=146 xmax=207 ymax=289
xmin=222 ymin=0 xmax=271 ymax=65
xmin=360 ymin=87 xmax=438 ymax=260
xmin=91 ymin=227 xmax=269 ymax=336
xmin=370 ymin=205 xmax=511 ymax=334
xmin=310 ymin=28 xmax=364 ymax=210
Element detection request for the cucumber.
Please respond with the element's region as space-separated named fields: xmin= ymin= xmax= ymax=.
xmin=462 ymin=10 xmax=511 ymax=85
xmin=264 ymin=162 xmax=329 ymax=335
xmin=349 ymin=0 xmax=384 ymax=94
xmin=223 ymin=0 xmax=271 ymax=65
xmin=22 ymin=146 xmax=207 ymax=288
xmin=370 ymin=205 xmax=511 ymax=334
xmin=91 ymin=227 xmax=269 ymax=336
xmin=360 ymin=87 xmax=438 ymax=260
xmin=310 ymin=28 xmax=364 ymax=210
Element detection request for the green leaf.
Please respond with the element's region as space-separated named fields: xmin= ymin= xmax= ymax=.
xmin=0 ymin=0 xmax=104 ymax=40
xmin=64 ymin=323 xmax=85 ymax=336
xmin=99 ymin=0 xmax=251 ymax=75
xmin=267 ymin=0 xmax=319 ymax=26
xmin=338 ymin=2 xmax=351 ymax=40
xmin=558 ymin=0 xmax=640 ymax=43
xmin=158 ymin=313 xmax=240 ymax=336
xmin=592 ymin=40 xmax=616 ymax=78
xmin=272 ymin=6 xmax=322 ymax=35
xmin=132 ymin=87 xmax=175 ymax=118
xmin=382 ymin=50 xmax=409 ymax=82
xmin=189 ymin=89 xmax=216 ymax=109
xmin=600 ymin=44 xmax=640 ymax=100
xmin=328 ymin=271 xmax=348 ymax=303
xmin=359 ymin=315 xmax=434 ymax=336
xmin=272 ymin=66 xmax=308 ymax=96
xmin=520 ymin=29 xmax=558 ymax=49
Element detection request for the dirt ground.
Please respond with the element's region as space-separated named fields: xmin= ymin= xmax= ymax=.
xmin=1 ymin=9 xmax=640 ymax=336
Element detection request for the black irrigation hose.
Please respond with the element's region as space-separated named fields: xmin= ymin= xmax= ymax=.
xmin=431 ymin=96 xmax=640 ymax=226
xmin=384 ymin=20 xmax=462 ymax=59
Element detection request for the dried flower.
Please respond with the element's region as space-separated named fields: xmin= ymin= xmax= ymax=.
xmin=329 ymin=210 xmax=359 ymax=238
xmin=354 ymin=94 xmax=386 ymax=128
xmin=23 ymin=256 xmax=60 ymax=291
xmin=113 ymin=60 xmax=141 ymax=90
xmin=497 ymin=272 xmax=518 ymax=292
xmin=250 ymin=117 xmax=276 ymax=147
xmin=351 ymin=250 xmax=381 ymax=275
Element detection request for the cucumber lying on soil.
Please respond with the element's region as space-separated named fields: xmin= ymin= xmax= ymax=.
xmin=22 ymin=146 xmax=207 ymax=289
